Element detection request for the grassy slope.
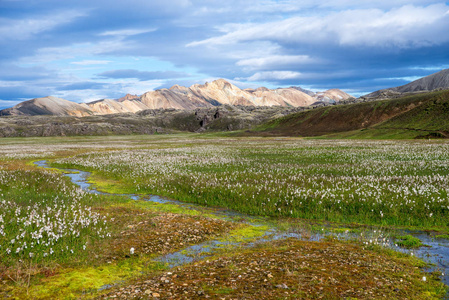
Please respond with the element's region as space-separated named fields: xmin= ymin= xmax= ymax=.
xmin=252 ymin=90 xmax=449 ymax=139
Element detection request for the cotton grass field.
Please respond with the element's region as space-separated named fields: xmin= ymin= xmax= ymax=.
xmin=53 ymin=137 xmax=449 ymax=229
xmin=0 ymin=135 xmax=448 ymax=299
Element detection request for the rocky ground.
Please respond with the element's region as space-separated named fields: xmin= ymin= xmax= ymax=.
xmin=96 ymin=205 xmax=238 ymax=261
xmin=97 ymin=238 xmax=439 ymax=299
xmin=0 ymin=105 xmax=320 ymax=137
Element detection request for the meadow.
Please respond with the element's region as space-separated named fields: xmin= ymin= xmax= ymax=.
xmin=0 ymin=135 xmax=447 ymax=298
xmin=53 ymin=137 xmax=449 ymax=230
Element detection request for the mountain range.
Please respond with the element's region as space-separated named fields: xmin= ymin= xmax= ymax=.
xmin=0 ymin=79 xmax=352 ymax=117
xmin=0 ymin=69 xmax=448 ymax=138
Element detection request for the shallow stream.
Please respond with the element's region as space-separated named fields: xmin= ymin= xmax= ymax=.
xmin=35 ymin=160 xmax=449 ymax=290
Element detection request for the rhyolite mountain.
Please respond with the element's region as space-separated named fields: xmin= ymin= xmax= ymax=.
xmin=0 ymin=96 xmax=93 ymax=117
xmin=0 ymin=79 xmax=352 ymax=117
xmin=364 ymin=69 xmax=449 ymax=99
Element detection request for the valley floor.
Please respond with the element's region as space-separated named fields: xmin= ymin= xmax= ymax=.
xmin=0 ymin=135 xmax=448 ymax=299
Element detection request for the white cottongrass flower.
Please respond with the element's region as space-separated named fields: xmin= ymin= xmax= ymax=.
xmin=130 ymin=247 xmax=135 ymax=255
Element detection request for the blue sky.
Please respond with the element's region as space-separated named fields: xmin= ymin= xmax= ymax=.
xmin=0 ymin=0 xmax=449 ymax=108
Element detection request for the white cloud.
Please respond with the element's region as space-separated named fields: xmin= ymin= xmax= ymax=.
xmin=55 ymin=79 xmax=163 ymax=103
xmin=99 ymin=28 xmax=157 ymax=36
xmin=384 ymin=76 xmax=422 ymax=81
xmin=187 ymin=0 xmax=441 ymax=17
xmin=71 ymin=60 xmax=112 ymax=65
xmin=247 ymin=71 xmax=302 ymax=81
xmin=190 ymin=0 xmax=304 ymax=15
xmin=19 ymin=39 xmax=130 ymax=64
xmin=0 ymin=10 xmax=86 ymax=41
xmin=410 ymin=65 xmax=449 ymax=71
xmin=0 ymin=99 xmax=23 ymax=107
xmin=317 ymin=0 xmax=442 ymax=9
xmin=188 ymin=3 xmax=449 ymax=48
xmin=236 ymin=55 xmax=316 ymax=70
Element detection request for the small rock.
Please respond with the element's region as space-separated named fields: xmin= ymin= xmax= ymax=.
xmin=152 ymin=292 xmax=160 ymax=297
xmin=145 ymin=289 xmax=152 ymax=295
xmin=276 ymin=283 xmax=288 ymax=289
xmin=267 ymin=274 xmax=273 ymax=278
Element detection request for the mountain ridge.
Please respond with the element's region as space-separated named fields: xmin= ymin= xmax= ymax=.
xmin=364 ymin=69 xmax=449 ymax=99
xmin=0 ymin=96 xmax=93 ymax=117
xmin=0 ymin=79 xmax=352 ymax=117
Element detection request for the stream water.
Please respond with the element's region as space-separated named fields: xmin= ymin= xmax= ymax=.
xmin=35 ymin=160 xmax=449 ymax=291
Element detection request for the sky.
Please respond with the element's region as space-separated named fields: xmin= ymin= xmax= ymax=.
xmin=0 ymin=0 xmax=449 ymax=109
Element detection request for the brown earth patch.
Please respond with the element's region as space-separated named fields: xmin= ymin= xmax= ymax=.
xmin=96 ymin=206 xmax=237 ymax=262
xmin=97 ymin=238 xmax=442 ymax=299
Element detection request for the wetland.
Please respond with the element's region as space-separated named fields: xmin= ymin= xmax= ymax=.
xmin=0 ymin=135 xmax=448 ymax=299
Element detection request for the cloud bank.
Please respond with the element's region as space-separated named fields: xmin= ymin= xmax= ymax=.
xmin=0 ymin=0 xmax=448 ymax=107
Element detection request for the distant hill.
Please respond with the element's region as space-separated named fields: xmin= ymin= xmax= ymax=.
xmin=364 ymin=69 xmax=449 ymax=100
xmin=251 ymin=90 xmax=449 ymax=139
xmin=0 ymin=96 xmax=93 ymax=117
xmin=0 ymin=79 xmax=352 ymax=117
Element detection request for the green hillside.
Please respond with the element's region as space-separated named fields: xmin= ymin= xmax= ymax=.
xmin=252 ymin=90 xmax=449 ymax=139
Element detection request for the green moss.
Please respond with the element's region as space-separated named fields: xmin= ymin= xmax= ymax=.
xmin=434 ymin=234 xmax=449 ymax=240
xmin=395 ymin=235 xmax=424 ymax=249
xmin=213 ymin=287 xmax=234 ymax=294
xmin=12 ymin=258 xmax=167 ymax=299
xmin=220 ymin=224 xmax=269 ymax=243
xmin=87 ymin=172 xmax=130 ymax=194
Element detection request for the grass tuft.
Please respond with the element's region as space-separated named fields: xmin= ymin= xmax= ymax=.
xmin=395 ymin=235 xmax=424 ymax=248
